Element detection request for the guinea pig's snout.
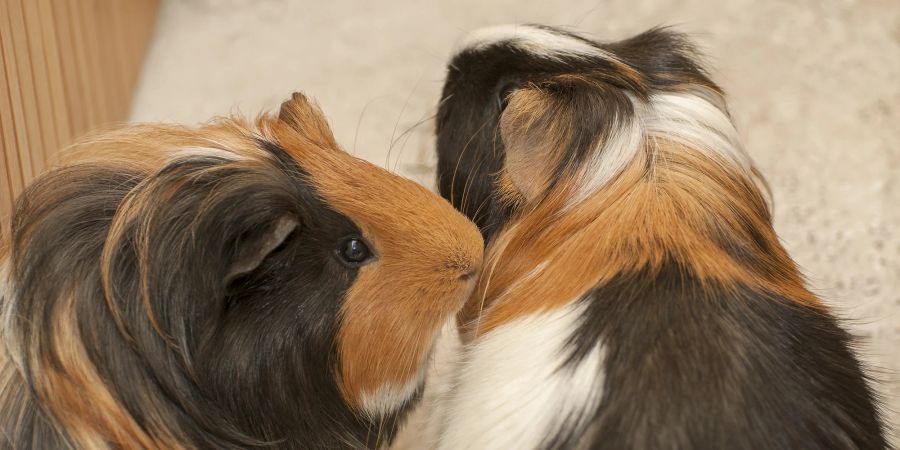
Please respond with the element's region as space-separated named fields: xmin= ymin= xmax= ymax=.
xmin=446 ymin=248 xmax=481 ymax=305
xmin=444 ymin=221 xmax=484 ymax=285
xmin=444 ymin=248 xmax=481 ymax=282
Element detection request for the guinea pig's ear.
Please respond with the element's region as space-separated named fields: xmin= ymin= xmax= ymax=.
xmin=225 ymin=216 xmax=299 ymax=286
xmin=499 ymin=78 xmax=619 ymax=201
xmin=498 ymin=86 xmax=562 ymax=200
xmin=278 ymin=92 xmax=339 ymax=149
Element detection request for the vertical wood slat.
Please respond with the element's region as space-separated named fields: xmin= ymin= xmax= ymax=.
xmin=52 ymin=0 xmax=85 ymax=140
xmin=36 ymin=0 xmax=70 ymax=153
xmin=4 ymin=0 xmax=39 ymax=180
xmin=65 ymin=0 xmax=99 ymax=133
xmin=0 ymin=124 xmax=10 ymax=215
xmin=0 ymin=0 xmax=159 ymax=222
xmin=79 ymin=0 xmax=110 ymax=125
xmin=0 ymin=43 xmax=13 ymax=214
xmin=22 ymin=0 xmax=58 ymax=171
xmin=99 ymin=2 xmax=124 ymax=120
xmin=0 ymin=5 xmax=25 ymax=206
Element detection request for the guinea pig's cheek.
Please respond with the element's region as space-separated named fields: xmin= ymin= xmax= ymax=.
xmin=334 ymin=262 xmax=468 ymax=417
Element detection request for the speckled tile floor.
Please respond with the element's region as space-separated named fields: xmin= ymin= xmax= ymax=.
xmin=131 ymin=0 xmax=900 ymax=443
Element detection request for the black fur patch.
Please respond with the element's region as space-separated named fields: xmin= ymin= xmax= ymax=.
xmin=4 ymin=140 xmax=407 ymax=448
xmin=436 ymin=27 xmax=717 ymax=243
xmin=544 ymin=263 xmax=886 ymax=449
xmin=437 ymin=25 xmax=887 ymax=448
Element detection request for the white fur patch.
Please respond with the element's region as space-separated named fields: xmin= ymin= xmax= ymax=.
xmin=390 ymin=322 xmax=463 ymax=449
xmin=571 ymin=109 xmax=645 ymax=205
xmin=358 ymin=318 xmax=459 ymax=419
xmin=435 ymin=303 xmax=605 ymax=449
xmin=458 ymin=24 xmax=608 ymax=60
xmin=643 ymin=91 xmax=753 ymax=173
xmin=359 ymin=366 xmax=427 ymax=418
xmin=457 ymin=27 xmax=756 ymax=206
xmin=572 ymin=89 xmax=759 ymax=203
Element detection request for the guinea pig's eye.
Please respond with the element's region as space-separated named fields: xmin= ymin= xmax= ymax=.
xmin=497 ymin=82 xmax=519 ymax=111
xmin=337 ymin=236 xmax=372 ymax=267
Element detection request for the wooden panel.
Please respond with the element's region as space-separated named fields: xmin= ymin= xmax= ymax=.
xmin=0 ymin=125 xmax=10 ymax=215
xmin=0 ymin=11 xmax=25 ymax=207
xmin=22 ymin=0 xmax=57 ymax=170
xmin=4 ymin=0 xmax=39 ymax=179
xmin=0 ymin=0 xmax=159 ymax=222
xmin=36 ymin=0 xmax=71 ymax=153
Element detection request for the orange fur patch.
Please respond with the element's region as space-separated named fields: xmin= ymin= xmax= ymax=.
xmin=270 ymin=96 xmax=483 ymax=409
xmin=4 ymin=92 xmax=483 ymax=446
xmin=463 ymin=139 xmax=817 ymax=338
xmin=35 ymin=298 xmax=182 ymax=450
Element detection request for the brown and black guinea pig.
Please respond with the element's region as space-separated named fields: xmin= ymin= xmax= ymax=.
xmin=433 ymin=25 xmax=887 ymax=449
xmin=0 ymin=92 xmax=482 ymax=449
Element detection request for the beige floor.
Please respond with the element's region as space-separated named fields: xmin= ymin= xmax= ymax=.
xmin=131 ymin=0 xmax=900 ymax=443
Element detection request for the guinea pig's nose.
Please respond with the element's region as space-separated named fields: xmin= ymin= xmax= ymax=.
xmin=445 ymin=246 xmax=482 ymax=282
xmin=446 ymin=256 xmax=477 ymax=278
xmin=459 ymin=269 xmax=477 ymax=282
xmin=441 ymin=209 xmax=484 ymax=282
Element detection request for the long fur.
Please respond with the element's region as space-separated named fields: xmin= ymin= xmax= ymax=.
xmin=0 ymin=92 xmax=482 ymax=449
xmin=433 ymin=25 xmax=887 ymax=449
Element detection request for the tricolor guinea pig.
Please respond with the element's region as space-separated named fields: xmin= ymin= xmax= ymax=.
xmin=433 ymin=25 xmax=886 ymax=449
xmin=0 ymin=92 xmax=482 ymax=449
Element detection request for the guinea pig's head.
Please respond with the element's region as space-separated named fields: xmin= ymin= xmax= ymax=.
xmin=437 ymin=25 xmax=762 ymax=243
xmin=2 ymin=93 xmax=482 ymax=449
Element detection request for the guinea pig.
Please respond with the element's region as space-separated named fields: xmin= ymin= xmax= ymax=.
xmin=433 ymin=25 xmax=887 ymax=449
xmin=0 ymin=92 xmax=483 ymax=449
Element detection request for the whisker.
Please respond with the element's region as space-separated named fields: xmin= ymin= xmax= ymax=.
xmin=471 ymin=244 xmax=505 ymax=338
xmin=449 ymin=120 xmax=490 ymax=208
xmin=437 ymin=94 xmax=455 ymax=109
xmin=459 ymin=118 xmax=505 ymax=214
xmin=353 ymin=96 xmax=385 ymax=156
xmin=391 ymin=112 xmax=438 ymax=174
xmin=572 ymin=5 xmax=601 ymax=27
xmin=467 ymin=192 xmax=493 ymax=225
xmin=458 ymin=150 xmax=489 ymax=214
xmin=386 ymin=70 xmax=427 ymax=169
